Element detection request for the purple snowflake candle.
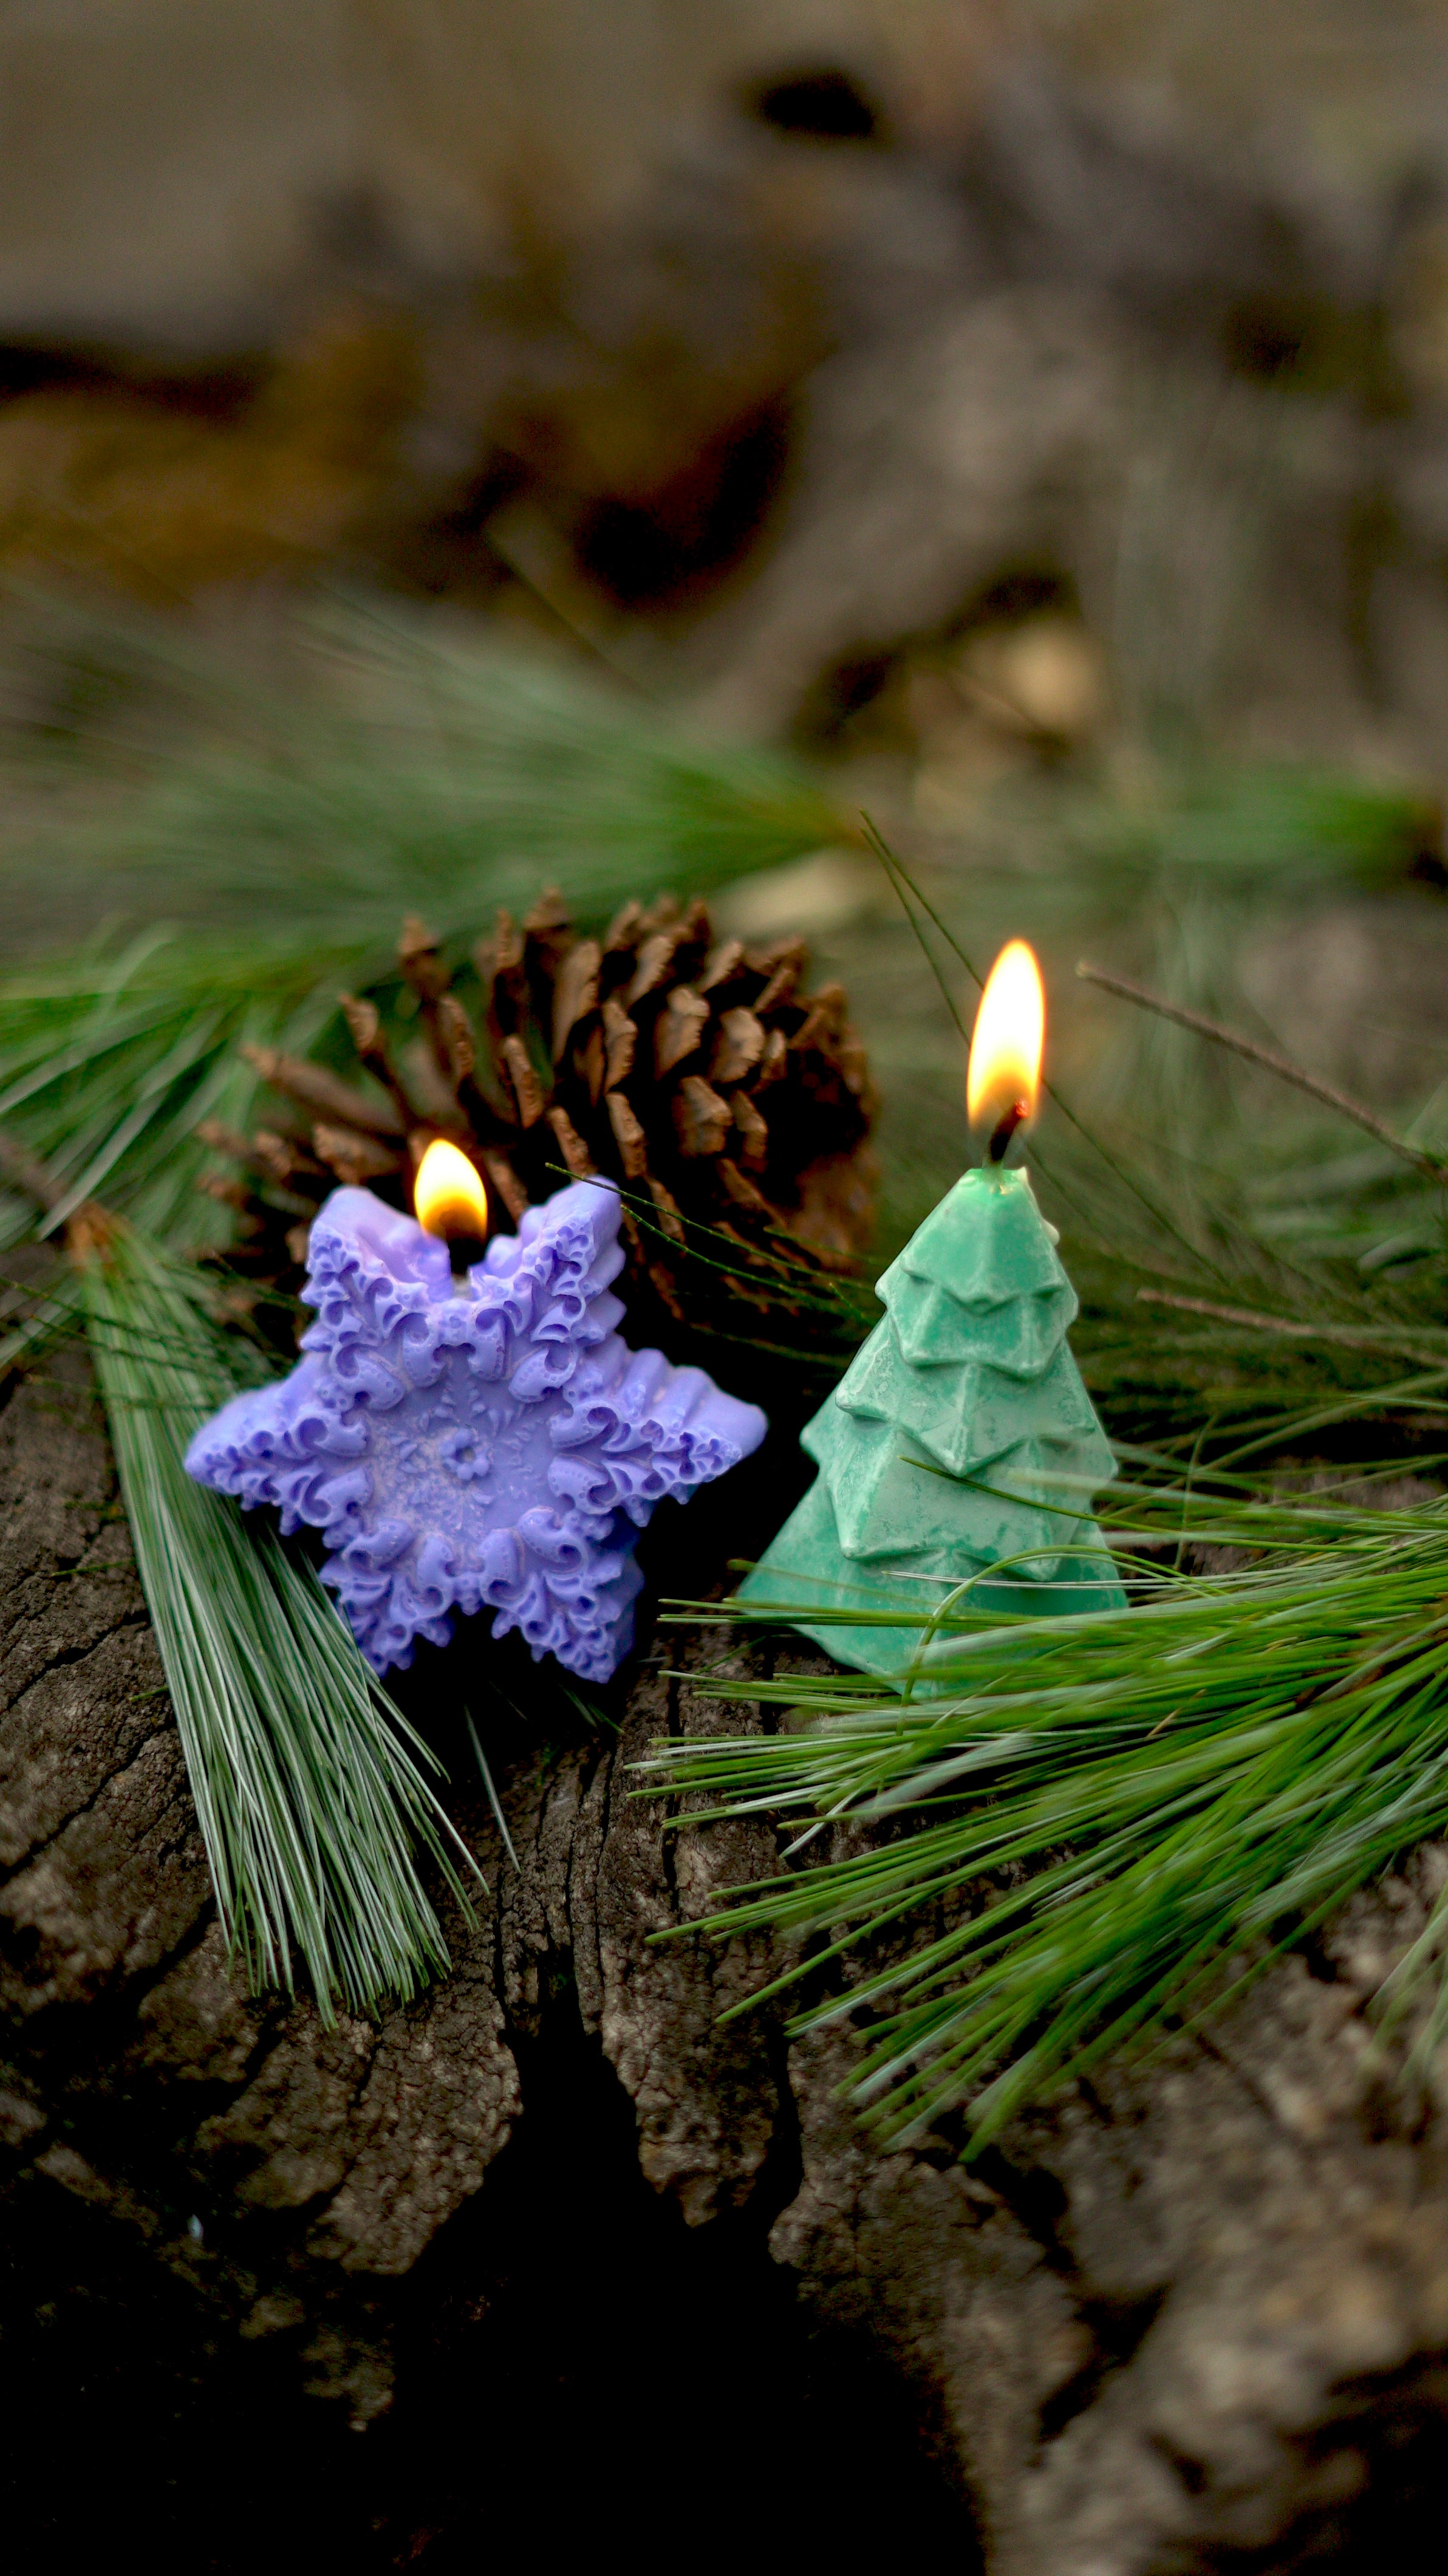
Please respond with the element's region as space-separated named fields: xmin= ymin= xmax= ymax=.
xmin=186 ymin=1159 xmax=767 ymax=1683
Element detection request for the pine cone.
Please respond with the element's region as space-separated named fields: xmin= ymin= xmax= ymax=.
xmin=202 ymin=889 xmax=877 ymax=1351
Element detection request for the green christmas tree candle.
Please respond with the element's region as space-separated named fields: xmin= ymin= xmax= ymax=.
xmin=740 ymin=940 xmax=1124 ymax=1677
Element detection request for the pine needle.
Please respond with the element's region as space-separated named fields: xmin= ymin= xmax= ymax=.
xmin=636 ymin=1470 xmax=1448 ymax=2145
xmin=2 ymin=595 xmax=847 ymax=950
xmin=78 ymin=1221 xmax=480 ymax=2015
xmin=1077 ymin=960 xmax=1448 ymax=1184
xmin=0 ymin=610 xmax=850 ymax=1272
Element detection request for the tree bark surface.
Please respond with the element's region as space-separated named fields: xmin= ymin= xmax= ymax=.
xmin=2 ymin=1356 xmax=1445 ymax=2570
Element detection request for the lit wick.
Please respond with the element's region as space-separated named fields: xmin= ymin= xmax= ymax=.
xmin=413 ymin=1137 xmax=490 ymax=1277
xmin=986 ymin=1098 xmax=1031 ymax=1165
xmin=966 ymin=939 xmax=1045 ymax=1173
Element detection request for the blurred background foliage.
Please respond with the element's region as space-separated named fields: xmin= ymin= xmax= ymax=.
xmin=7 ymin=2 xmax=1448 ymax=1449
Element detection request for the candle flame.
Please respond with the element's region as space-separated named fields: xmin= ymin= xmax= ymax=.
xmin=966 ymin=940 xmax=1045 ymax=1141
xmin=414 ymin=1138 xmax=490 ymax=1239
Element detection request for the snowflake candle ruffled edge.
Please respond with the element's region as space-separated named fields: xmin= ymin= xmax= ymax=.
xmin=185 ymin=1177 xmax=767 ymax=1683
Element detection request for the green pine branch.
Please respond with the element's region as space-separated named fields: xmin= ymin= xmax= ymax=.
xmin=637 ymin=1466 xmax=1448 ymax=2146
xmin=79 ymin=1222 xmax=481 ymax=2015
xmin=0 ymin=604 xmax=849 ymax=1266
xmin=2 ymin=595 xmax=846 ymax=948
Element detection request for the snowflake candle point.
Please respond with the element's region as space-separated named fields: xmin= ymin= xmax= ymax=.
xmin=185 ymin=1179 xmax=766 ymax=1682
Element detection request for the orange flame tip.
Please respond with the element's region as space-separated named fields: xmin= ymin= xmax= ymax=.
xmin=966 ymin=940 xmax=1045 ymax=1139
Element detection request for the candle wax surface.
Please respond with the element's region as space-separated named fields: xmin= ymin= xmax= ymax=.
xmin=186 ymin=1178 xmax=766 ymax=1683
xmin=740 ymin=1165 xmax=1124 ymax=1679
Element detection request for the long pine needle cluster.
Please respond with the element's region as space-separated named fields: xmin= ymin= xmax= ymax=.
xmin=79 ymin=1225 xmax=478 ymax=2012
xmin=639 ymin=1468 xmax=1448 ymax=2145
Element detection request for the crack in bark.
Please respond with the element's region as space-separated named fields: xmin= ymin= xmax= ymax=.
xmin=0 ymin=1671 xmax=173 ymax=1881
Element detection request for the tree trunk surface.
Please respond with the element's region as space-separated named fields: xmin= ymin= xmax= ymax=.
xmin=2 ymin=1355 xmax=1445 ymax=2572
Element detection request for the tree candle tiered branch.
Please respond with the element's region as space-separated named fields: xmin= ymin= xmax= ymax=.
xmin=739 ymin=941 xmax=1123 ymax=1677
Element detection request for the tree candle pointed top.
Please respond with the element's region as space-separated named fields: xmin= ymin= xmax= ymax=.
xmin=740 ymin=940 xmax=1122 ymax=1679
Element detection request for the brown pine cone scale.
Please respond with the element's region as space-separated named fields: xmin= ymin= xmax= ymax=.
xmin=203 ymin=888 xmax=877 ymax=1351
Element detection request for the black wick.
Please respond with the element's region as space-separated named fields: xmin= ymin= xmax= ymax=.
xmin=444 ymin=1229 xmax=489 ymax=1276
xmin=986 ymin=1100 xmax=1030 ymax=1165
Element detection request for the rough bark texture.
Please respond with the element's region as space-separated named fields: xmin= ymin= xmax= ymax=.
xmin=2 ymin=1353 xmax=1445 ymax=2570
